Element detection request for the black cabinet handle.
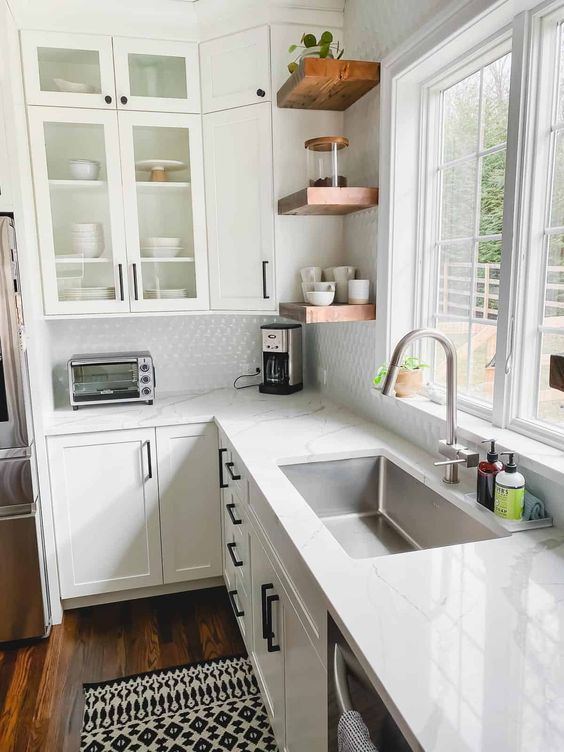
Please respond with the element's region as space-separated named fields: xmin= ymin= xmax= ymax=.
xmin=261 ymin=583 xmax=280 ymax=652
xmin=104 ymin=95 xmax=112 ymax=104
xmin=146 ymin=441 xmax=153 ymax=479
xmin=117 ymin=263 xmax=124 ymax=301
xmin=262 ymin=261 xmax=270 ymax=299
xmin=218 ymin=447 xmax=228 ymax=488
xmin=227 ymin=503 xmax=242 ymax=525
xmin=226 ymin=461 xmax=241 ymax=481
xmin=227 ymin=541 xmax=243 ymax=567
xmin=228 ymin=589 xmax=244 ymax=618
xmin=256 ymin=88 xmax=266 ymax=97
xmin=120 ymin=95 xmax=128 ymax=105
xmin=132 ymin=263 xmax=139 ymax=300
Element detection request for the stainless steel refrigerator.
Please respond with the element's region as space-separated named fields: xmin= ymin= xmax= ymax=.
xmin=0 ymin=216 xmax=50 ymax=643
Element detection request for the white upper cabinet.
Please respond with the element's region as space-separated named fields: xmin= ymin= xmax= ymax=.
xmin=48 ymin=428 xmax=162 ymax=599
xmin=204 ymin=102 xmax=275 ymax=311
xmin=113 ymin=38 xmax=201 ymax=113
xmin=119 ymin=110 xmax=209 ymax=311
xmin=156 ymin=423 xmax=222 ymax=584
xmin=21 ymin=31 xmax=116 ymax=109
xmin=28 ymin=107 xmax=130 ymax=315
xmin=200 ymin=26 xmax=271 ymax=113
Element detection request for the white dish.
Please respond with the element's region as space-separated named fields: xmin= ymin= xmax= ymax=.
xmin=141 ymin=248 xmax=182 ymax=258
xmin=69 ymin=160 xmax=100 ymax=181
xmin=142 ymin=237 xmax=182 ymax=247
xmin=53 ymin=78 xmax=96 ymax=94
xmin=72 ymin=222 xmax=103 ymax=232
xmin=71 ymin=246 xmax=104 ymax=259
xmin=306 ymin=290 xmax=335 ymax=306
xmin=135 ymin=160 xmax=187 ymax=173
xmin=313 ymin=281 xmax=336 ymax=292
xmin=145 ymin=288 xmax=189 ymax=299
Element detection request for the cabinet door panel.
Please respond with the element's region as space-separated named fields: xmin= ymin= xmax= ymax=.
xmin=21 ymin=31 xmax=116 ymax=109
xmin=48 ymin=429 xmax=161 ymax=598
xmin=28 ymin=107 xmax=130 ymax=315
xmin=250 ymin=531 xmax=285 ymax=748
xmin=113 ymin=37 xmax=200 ymax=114
xmin=204 ymin=103 xmax=275 ymax=310
xmin=119 ymin=110 xmax=209 ymax=311
xmin=157 ymin=423 xmax=221 ymax=584
xmin=284 ymin=603 xmax=328 ymax=752
xmin=201 ymin=27 xmax=270 ymax=112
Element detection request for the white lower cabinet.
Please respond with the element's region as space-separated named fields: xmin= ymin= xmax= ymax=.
xmin=48 ymin=428 xmax=162 ymax=598
xmin=156 ymin=423 xmax=221 ymax=584
xmin=48 ymin=422 xmax=222 ymax=600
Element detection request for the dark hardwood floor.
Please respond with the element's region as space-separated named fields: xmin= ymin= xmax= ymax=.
xmin=0 ymin=587 xmax=245 ymax=752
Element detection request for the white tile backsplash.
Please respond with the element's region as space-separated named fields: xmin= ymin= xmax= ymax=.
xmin=48 ymin=314 xmax=278 ymax=407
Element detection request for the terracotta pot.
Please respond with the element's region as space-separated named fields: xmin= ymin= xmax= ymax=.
xmin=394 ymin=369 xmax=423 ymax=398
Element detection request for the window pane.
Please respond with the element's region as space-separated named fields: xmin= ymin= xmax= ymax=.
xmin=476 ymin=241 xmax=501 ymax=320
xmin=558 ymin=24 xmax=564 ymax=122
xmin=546 ymin=235 xmax=564 ymax=323
xmin=479 ymin=150 xmax=506 ymax=236
xmin=441 ymin=161 xmax=476 ymax=240
xmin=468 ymin=323 xmax=498 ymax=401
xmin=442 ymin=71 xmax=480 ymax=162
xmin=435 ymin=320 xmax=470 ymax=393
xmin=537 ymin=334 xmax=564 ymax=427
xmin=438 ymin=242 xmax=473 ymax=317
xmin=482 ymin=54 xmax=511 ymax=149
xmin=550 ymin=132 xmax=564 ymax=227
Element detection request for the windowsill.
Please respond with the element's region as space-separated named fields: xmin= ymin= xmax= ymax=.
xmin=370 ymin=386 xmax=564 ymax=488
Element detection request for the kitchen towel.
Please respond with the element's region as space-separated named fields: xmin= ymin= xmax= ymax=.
xmin=523 ymin=491 xmax=546 ymax=521
xmin=338 ymin=710 xmax=379 ymax=752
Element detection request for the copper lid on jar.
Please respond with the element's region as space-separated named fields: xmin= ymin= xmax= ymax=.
xmin=304 ymin=136 xmax=349 ymax=152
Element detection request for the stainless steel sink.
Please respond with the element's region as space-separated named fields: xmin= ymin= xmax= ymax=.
xmin=280 ymin=456 xmax=506 ymax=559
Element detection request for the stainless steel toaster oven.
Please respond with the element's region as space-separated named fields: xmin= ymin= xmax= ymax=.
xmin=68 ymin=351 xmax=155 ymax=409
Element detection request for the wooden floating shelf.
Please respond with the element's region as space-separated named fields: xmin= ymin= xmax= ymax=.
xmin=279 ymin=302 xmax=375 ymax=324
xmin=278 ymin=187 xmax=378 ymax=216
xmin=277 ymin=58 xmax=380 ymax=111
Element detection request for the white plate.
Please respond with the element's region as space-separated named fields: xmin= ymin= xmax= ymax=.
xmin=53 ymin=78 xmax=96 ymax=94
xmin=135 ymin=160 xmax=187 ymax=173
xmin=145 ymin=288 xmax=189 ymax=298
xmin=141 ymin=248 xmax=183 ymax=258
xmin=142 ymin=237 xmax=182 ymax=246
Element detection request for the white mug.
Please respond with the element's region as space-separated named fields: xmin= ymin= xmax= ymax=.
xmin=334 ymin=266 xmax=356 ymax=303
xmin=322 ymin=267 xmax=336 ymax=281
xmin=348 ymin=279 xmax=370 ymax=304
xmin=313 ymin=281 xmax=336 ymax=292
xmin=300 ymin=266 xmax=322 ymax=284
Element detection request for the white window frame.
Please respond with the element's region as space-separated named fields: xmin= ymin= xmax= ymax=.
xmin=377 ymin=0 xmax=564 ymax=451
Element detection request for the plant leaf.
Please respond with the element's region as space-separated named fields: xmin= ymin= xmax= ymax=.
xmin=288 ymin=44 xmax=298 ymax=53
xmin=320 ymin=30 xmax=333 ymax=44
xmin=302 ymin=33 xmax=317 ymax=48
xmin=373 ymin=366 xmax=388 ymax=385
xmin=288 ymin=62 xmax=298 ymax=74
xmin=319 ymin=43 xmax=330 ymax=58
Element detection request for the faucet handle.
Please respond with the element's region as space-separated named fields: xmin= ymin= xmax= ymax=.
xmin=437 ymin=440 xmax=479 ymax=468
xmin=434 ymin=457 xmax=467 ymax=467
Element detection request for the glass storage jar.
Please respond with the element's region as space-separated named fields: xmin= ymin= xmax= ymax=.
xmin=305 ymin=136 xmax=349 ymax=187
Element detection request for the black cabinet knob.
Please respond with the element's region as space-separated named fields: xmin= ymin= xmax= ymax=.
xmin=120 ymin=95 xmax=128 ymax=105
xmin=256 ymin=88 xmax=266 ymax=98
xmin=104 ymin=95 xmax=112 ymax=104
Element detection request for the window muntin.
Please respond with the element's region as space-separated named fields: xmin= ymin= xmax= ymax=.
xmin=430 ymin=53 xmax=511 ymax=406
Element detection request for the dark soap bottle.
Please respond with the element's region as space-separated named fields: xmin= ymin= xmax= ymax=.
xmin=477 ymin=439 xmax=504 ymax=511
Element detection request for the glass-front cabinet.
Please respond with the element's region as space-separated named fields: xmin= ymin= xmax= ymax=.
xmin=22 ymin=32 xmax=200 ymax=114
xmin=119 ymin=111 xmax=208 ymax=312
xmin=28 ymin=107 xmax=208 ymax=314
xmin=28 ymin=107 xmax=130 ymax=314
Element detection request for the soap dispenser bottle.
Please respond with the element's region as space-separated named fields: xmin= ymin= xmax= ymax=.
xmin=477 ymin=439 xmax=504 ymax=511
xmin=494 ymin=452 xmax=525 ymax=520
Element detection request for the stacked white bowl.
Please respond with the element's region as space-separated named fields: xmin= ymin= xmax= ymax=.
xmin=141 ymin=237 xmax=183 ymax=258
xmin=72 ymin=223 xmax=104 ymax=258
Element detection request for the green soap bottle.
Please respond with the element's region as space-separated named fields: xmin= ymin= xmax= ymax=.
xmin=494 ymin=452 xmax=525 ymax=520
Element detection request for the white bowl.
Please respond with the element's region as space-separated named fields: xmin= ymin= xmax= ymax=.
xmin=306 ymin=290 xmax=335 ymax=306
xmin=143 ymin=237 xmax=182 ymax=247
xmin=142 ymin=247 xmax=181 ymax=258
xmin=53 ymin=78 xmax=96 ymax=94
xmin=69 ymin=160 xmax=100 ymax=181
xmin=313 ymin=281 xmax=336 ymax=292
xmin=72 ymin=223 xmax=103 ymax=232
xmin=72 ymin=246 xmax=104 ymax=259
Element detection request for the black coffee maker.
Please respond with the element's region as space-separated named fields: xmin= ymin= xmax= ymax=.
xmin=259 ymin=323 xmax=303 ymax=395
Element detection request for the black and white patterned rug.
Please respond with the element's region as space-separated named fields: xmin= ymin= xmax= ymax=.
xmin=80 ymin=655 xmax=278 ymax=751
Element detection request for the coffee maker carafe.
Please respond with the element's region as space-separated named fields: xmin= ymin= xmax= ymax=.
xmin=259 ymin=324 xmax=303 ymax=395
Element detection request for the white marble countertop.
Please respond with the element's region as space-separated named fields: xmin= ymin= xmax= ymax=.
xmin=44 ymin=389 xmax=564 ymax=751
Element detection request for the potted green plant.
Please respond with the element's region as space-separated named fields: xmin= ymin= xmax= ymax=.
xmin=373 ymin=356 xmax=429 ymax=398
xmin=287 ymin=31 xmax=344 ymax=74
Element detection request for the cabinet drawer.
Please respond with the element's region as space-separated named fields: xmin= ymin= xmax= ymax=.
xmin=225 ymin=448 xmax=249 ymax=504
xmin=229 ymin=571 xmax=252 ymax=646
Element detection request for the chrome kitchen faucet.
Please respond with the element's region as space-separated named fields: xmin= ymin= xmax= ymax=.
xmin=381 ymin=328 xmax=479 ymax=484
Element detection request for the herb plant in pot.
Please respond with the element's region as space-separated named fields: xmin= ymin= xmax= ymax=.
xmin=287 ymin=31 xmax=344 ymax=74
xmin=373 ymin=356 xmax=429 ymax=398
